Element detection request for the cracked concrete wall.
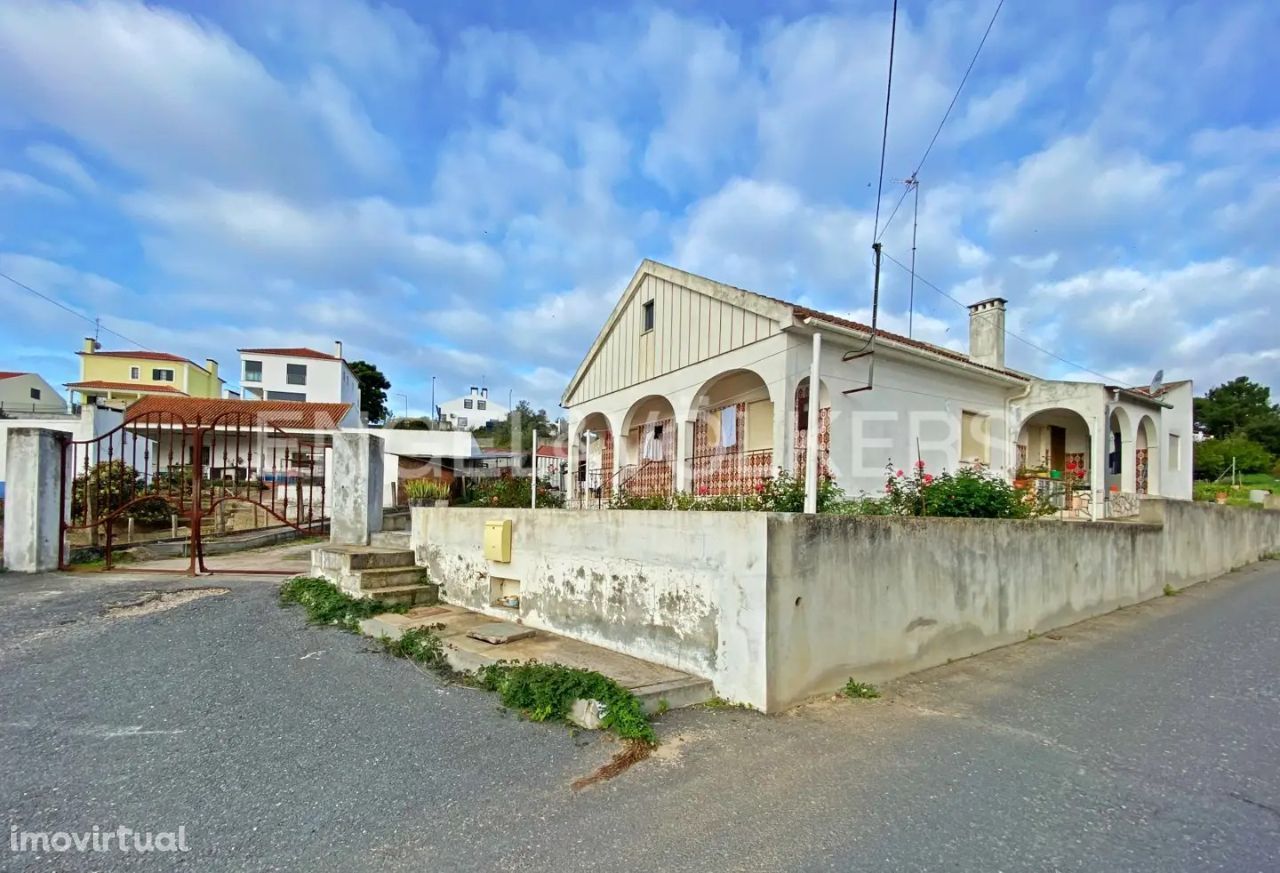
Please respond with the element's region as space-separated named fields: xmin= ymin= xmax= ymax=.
xmin=411 ymin=507 xmax=770 ymax=706
xmin=764 ymin=501 xmax=1280 ymax=710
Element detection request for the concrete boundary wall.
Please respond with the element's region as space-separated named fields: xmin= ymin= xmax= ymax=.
xmin=412 ymin=500 xmax=1280 ymax=711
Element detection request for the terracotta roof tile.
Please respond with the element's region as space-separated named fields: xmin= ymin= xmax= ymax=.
xmin=536 ymin=444 xmax=568 ymax=458
xmin=65 ymin=380 xmax=186 ymax=394
xmin=125 ymin=396 xmax=352 ymax=430
xmin=238 ymin=347 xmax=339 ymax=360
xmin=0 ymin=371 xmax=27 ymax=380
xmin=79 ymin=350 xmax=196 ymax=364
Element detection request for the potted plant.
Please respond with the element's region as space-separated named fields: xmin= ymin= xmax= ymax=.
xmin=405 ymin=479 xmax=451 ymax=507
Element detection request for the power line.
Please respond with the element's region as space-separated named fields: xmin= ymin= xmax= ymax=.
xmin=878 ymin=250 xmax=1130 ymax=384
xmin=871 ymin=0 xmax=900 ymax=242
xmin=877 ymin=0 xmax=1005 ymax=242
xmin=0 ymin=269 xmax=150 ymax=350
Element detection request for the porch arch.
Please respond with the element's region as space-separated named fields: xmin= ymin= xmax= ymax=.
xmin=619 ymin=395 xmax=677 ymax=497
xmin=573 ymin=412 xmax=615 ymax=500
xmin=686 ymin=369 xmax=775 ymax=496
xmin=1136 ymin=414 xmax=1159 ymax=495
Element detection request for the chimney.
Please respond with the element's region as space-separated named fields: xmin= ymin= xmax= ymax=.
xmin=205 ymin=358 xmax=219 ymax=381
xmin=967 ymin=297 xmax=1007 ymax=369
xmin=334 ymin=340 xmax=343 ymax=359
xmin=82 ymin=337 xmax=96 ymax=354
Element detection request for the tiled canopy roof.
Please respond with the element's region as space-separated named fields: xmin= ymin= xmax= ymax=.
xmin=238 ymin=347 xmax=339 ymax=360
xmin=65 ymin=380 xmax=186 ymax=394
xmin=124 ymin=396 xmax=351 ymax=431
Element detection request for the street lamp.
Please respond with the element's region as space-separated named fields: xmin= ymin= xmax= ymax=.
xmin=394 ymin=393 xmax=408 ymax=420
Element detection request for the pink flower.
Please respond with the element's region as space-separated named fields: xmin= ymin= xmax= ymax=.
xmin=923 ymin=474 xmax=934 ymax=484
xmin=895 ymin=469 xmax=904 ymax=477
xmin=884 ymin=482 xmax=893 ymax=492
xmin=697 ymin=485 xmax=709 ymax=496
xmin=915 ymin=459 xmax=926 ymax=470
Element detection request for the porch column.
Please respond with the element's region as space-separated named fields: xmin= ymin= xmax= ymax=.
xmin=1089 ymin=417 xmax=1107 ymax=518
xmin=773 ymin=382 xmax=790 ymax=477
xmin=1122 ymin=429 xmax=1138 ymax=494
xmin=674 ymin=418 xmax=694 ymax=493
xmin=566 ymin=437 xmax=579 ymax=502
xmin=3 ymin=428 xmax=65 ymax=572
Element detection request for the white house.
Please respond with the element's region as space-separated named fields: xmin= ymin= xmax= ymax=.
xmin=238 ymin=344 xmax=361 ymax=412
xmin=561 ymin=260 xmax=1193 ymax=517
xmin=0 ymin=370 xmax=66 ymax=415
xmin=439 ymin=386 xmax=508 ymax=431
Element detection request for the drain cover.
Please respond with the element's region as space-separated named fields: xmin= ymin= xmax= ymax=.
xmin=467 ymin=622 xmax=535 ymax=645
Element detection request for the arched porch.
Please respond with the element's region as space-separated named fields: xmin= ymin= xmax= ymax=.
xmin=618 ymin=395 xmax=677 ymax=497
xmin=1016 ymin=408 xmax=1093 ymax=518
xmin=794 ymin=376 xmax=832 ymax=480
xmin=572 ymin=412 xmax=614 ymax=502
xmin=1136 ymin=414 xmax=1159 ymax=495
xmin=687 ymin=369 xmax=775 ymax=496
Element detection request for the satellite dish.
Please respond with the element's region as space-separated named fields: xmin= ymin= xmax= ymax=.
xmin=1149 ymin=369 xmax=1164 ymax=395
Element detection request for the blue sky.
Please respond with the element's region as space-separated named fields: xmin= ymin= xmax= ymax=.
xmin=1 ymin=0 xmax=1278 ymax=416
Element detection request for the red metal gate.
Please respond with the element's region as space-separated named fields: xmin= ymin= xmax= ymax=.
xmin=60 ymin=409 xmax=329 ymax=574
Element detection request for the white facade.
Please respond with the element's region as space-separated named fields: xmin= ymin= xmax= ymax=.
xmin=344 ymin=427 xmax=482 ymax=507
xmin=0 ymin=405 xmax=122 ymax=492
xmin=0 ymin=372 xmax=65 ymax=415
xmin=238 ymin=344 xmax=361 ymax=413
xmin=439 ymin=386 xmax=507 ymax=431
xmin=562 ymin=260 xmax=1194 ymax=515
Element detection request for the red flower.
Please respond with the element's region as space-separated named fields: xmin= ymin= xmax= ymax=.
xmin=755 ymin=482 xmax=765 ymax=493
xmin=923 ymin=474 xmax=934 ymax=484
xmin=895 ymin=469 xmax=904 ymax=477
xmin=698 ymin=485 xmax=709 ymax=496
xmin=884 ymin=482 xmax=893 ymax=492
xmin=1066 ymin=460 xmax=1077 ymax=470
xmin=915 ymin=459 xmax=926 ymax=470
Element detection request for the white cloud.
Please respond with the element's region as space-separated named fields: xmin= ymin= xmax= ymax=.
xmin=0 ymin=170 xmax=70 ymax=202
xmin=24 ymin=144 xmax=98 ymax=194
xmin=301 ymin=67 xmax=400 ymax=180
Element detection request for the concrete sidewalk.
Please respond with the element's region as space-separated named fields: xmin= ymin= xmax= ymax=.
xmin=361 ymin=605 xmax=714 ymax=712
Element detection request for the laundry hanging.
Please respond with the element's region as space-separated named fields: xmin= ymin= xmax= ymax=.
xmin=642 ymin=425 xmax=664 ymax=461
xmin=719 ymin=406 xmax=737 ymax=448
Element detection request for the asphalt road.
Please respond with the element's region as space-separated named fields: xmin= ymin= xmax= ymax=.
xmin=1 ymin=560 xmax=1277 ymax=872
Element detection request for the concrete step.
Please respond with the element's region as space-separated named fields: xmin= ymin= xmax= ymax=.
xmin=355 ymin=566 xmax=428 ymax=591
xmin=312 ymin=544 xmax=416 ymax=573
xmin=630 ymin=676 xmax=716 ymax=713
xmin=380 ymin=509 xmax=411 ymax=532
xmin=365 ymin=584 xmax=439 ymax=608
xmin=370 ymin=531 xmax=411 ymax=549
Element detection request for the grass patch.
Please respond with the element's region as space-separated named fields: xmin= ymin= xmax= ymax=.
xmin=279 ymin=575 xmax=407 ymax=631
xmin=379 ymin=626 xmax=448 ymax=670
xmin=701 ymin=696 xmax=752 ymax=710
xmin=477 ymin=662 xmax=656 ymax=745
xmin=1163 ymin=583 xmax=1178 ymax=597
xmin=842 ymin=679 xmax=881 ymax=699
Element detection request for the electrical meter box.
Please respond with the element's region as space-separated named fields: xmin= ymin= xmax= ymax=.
xmin=483 ymin=519 xmax=512 ymax=562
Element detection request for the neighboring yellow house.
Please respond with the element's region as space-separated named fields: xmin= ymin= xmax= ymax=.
xmin=66 ymin=338 xmax=223 ymax=408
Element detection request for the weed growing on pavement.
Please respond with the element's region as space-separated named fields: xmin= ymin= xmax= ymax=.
xmin=1163 ymin=584 xmax=1178 ymax=597
xmin=701 ymin=696 xmax=751 ymax=710
xmin=380 ymin=627 xmax=448 ymax=670
xmin=477 ymin=662 xmax=656 ymax=745
xmin=279 ymin=576 xmax=407 ymax=631
xmin=842 ymin=679 xmax=880 ymax=699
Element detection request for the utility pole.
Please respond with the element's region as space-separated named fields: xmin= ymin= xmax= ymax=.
xmin=430 ymin=376 xmax=436 ymax=421
xmin=907 ymin=175 xmax=919 ymax=339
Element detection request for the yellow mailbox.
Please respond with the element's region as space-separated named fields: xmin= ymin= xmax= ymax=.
xmin=483 ymin=519 xmax=512 ymax=563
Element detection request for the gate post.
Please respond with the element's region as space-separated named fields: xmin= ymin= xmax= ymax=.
xmin=330 ymin=433 xmax=383 ymax=545
xmin=3 ymin=428 xmax=65 ymax=573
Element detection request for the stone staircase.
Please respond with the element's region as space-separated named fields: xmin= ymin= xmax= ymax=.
xmin=310 ymin=544 xmax=437 ymax=607
xmin=370 ymin=530 xmax=411 ymax=549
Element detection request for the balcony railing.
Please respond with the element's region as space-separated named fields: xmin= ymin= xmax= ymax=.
xmin=691 ymin=448 xmax=773 ymax=496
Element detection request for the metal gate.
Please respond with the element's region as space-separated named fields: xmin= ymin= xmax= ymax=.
xmin=60 ymin=409 xmax=329 ymax=574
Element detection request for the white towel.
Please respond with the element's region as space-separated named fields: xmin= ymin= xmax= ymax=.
xmin=720 ymin=406 xmax=737 ymax=448
xmin=642 ymin=429 xmax=664 ymax=461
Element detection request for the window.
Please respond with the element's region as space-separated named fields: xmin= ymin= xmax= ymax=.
xmin=477 ymin=400 xmax=487 ymax=410
xmin=130 ymin=366 xmax=140 ymax=380
xmin=266 ymin=390 xmax=306 ymax=402
xmin=152 ymin=368 xmax=175 ymax=381
xmin=1169 ymin=433 xmax=1182 ymax=471
xmin=642 ymin=299 xmax=655 ymax=332
xmin=286 ymin=363 xmax=307 ymax=385
xmin=464 ymin=398 xmax=473 ymax=409
xmin=243 ymin=360 xmax=262 ymax=382
xmin=961 ymin=411 xmax=990 ymax=465
xmin=30 ymin=387 xmax=41 ymax=400
xmin=457 ymin=416 xmax=468 ymax=428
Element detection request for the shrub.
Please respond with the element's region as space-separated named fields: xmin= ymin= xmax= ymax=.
xmin=404 ymin=479 xmax=450 ymax=502
xmin=71 ymin=459 xmax=173 ymax=525
xmin=882 ymin=461 xmax=1053 ymax=519
xmin=611 ymin=469 xmax=844 ymax=513
xmin=478 ymin=661 xmax=656 ymax=744
xmin=460 ymin=476 xmax=564 ymax=508
xmin=843 ymin=679 xmax=880 ymax=699
xmin=1193 ymin=436 xmax=1273 ymax=479
xmin=279 ymin=575 xmax=407 ymax=631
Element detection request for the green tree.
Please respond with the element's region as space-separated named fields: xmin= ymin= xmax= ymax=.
xmin=475 ymin=400 xmax=556 ymax=450
xmin=1193 ymin=377 xmax=1277 ymax=439
xmin=348 ymin=360 xmax=391 ymax=424
xmin=1193 ymin=436 xmax=1273 ymax=479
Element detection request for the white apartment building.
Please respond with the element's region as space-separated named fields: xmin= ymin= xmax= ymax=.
xmin=439 ymin=386 xmax=508 ymax=431
xmin=238 ymin=343 xmax=362 ymax=412
xmin=0 ymin=370 xmax=66 ymax=415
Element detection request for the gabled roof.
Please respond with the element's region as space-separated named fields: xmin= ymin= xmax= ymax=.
xmin=79 ymin=349 xmax=204 ymax=365
xmin=65 ymin=380 xmax=186 ymax=395
xmin=562 ymin=259 xmax=1025 ymax=404
xmin=0 ymin=371 xmax=27 ymax=380
xmin=536 ymin=444 xmax=568 ymax=458
xmin=124 ymin=396 xmax=352 ymax=430
xmin=238 ymin=347 xmax=339 ymax=360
